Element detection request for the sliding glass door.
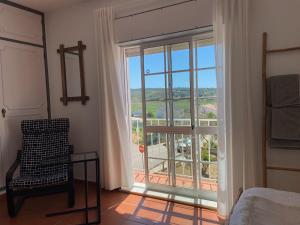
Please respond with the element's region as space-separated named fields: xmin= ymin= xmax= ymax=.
xmin=127 ymin=35 xmax=217 ymax=201
xmin=140 ymin=37 xmax=217 ymax=200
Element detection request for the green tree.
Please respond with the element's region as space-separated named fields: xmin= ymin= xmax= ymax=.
xmin=147 ymin=112 xmax=155 ymax=118
xmin=207 ymin=112 xmax=217 ymax=119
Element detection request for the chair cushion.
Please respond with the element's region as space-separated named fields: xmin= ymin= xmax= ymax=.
xmin=9 ymin=173 xmax=68 ymax=190
xmin=20 ymin=118 xmax=70 ymax=177
xmin=21 ymin=118 xmax=69 ymax=134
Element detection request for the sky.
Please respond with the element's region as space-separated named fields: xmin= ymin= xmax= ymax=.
xmin=128 ymin=45 xmax=216 ymax=89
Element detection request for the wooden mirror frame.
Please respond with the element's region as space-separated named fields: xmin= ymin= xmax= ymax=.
xmin=57 ymin=41 xmax=89 ymax=105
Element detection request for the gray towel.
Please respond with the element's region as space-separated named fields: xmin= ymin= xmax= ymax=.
xmin=271 ymin=107 xmax=300 ymax=140
xmin=267 ymin=74 xmax=300 ymax=107
xmin=268 ymin=107 xmax=300 ymax=149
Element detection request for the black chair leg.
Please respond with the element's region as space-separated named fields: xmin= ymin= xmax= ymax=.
xmin=7 ymin=191 xmax=25 ymax=218
xmin=68 ymin=184 xmax=75 ymax=208
xmin=7 ymin=191 xmax=15 ymax=218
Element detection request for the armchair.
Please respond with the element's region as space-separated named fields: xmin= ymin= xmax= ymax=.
xmin=6 ymin=118 xmax=75 ymax=218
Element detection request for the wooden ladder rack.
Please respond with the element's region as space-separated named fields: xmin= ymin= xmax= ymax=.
xmin=262 ymin=32 xmax=300 ymax=187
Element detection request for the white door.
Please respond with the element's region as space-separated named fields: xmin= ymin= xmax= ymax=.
xmin=0 ymin=2 xmax=46 ymax=189
xmin=0 ymin=41 xmax=48 ymax=188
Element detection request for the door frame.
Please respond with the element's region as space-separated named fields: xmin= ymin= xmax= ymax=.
xmin=140 ymin=36 xmax=215 ymax=200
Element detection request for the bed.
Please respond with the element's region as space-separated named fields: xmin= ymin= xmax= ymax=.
xmin=229 ymin=187 xmax=300 ymax=225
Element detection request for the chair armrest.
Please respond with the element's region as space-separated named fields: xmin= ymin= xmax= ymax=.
xmin=69 ymin=145 xmax=74 ymax=154
xmin=6 ymin=150 xmax=21 ymax=185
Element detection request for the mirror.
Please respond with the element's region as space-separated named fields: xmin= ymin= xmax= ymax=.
xmin=65 ymin=50 xmax=81 ymax=97
xmin=57 ymin=41 xmax=89 ymax=105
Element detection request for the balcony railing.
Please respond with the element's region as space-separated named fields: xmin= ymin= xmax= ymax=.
xmin=131 ymin=117 xmax=218 ymax=185
xmin=140 ymin=118 xmax=218 ymax=127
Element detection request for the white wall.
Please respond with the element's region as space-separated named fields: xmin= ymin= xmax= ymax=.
xmin=45 ymin=0 xmax=212 ymax=180
xmin=250 ymin=0 xmax=300 ymax=192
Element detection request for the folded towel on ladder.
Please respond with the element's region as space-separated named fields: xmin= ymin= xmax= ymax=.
xmin=267 ymin=74 xmax=300 ymax=107
xmin=271 ymin=107 xmax=300 ymax=141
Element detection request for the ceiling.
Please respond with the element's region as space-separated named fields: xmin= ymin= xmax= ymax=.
xmin=9 ymin=0 xmax=87 ymax=12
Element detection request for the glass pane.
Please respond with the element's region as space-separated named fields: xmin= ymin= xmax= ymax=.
xmin=210 ymin=163 xmax=218 ymax=180
xmin=197 ymin=69 xmax=217 ymax=126
xmin=129 ymin=55 xmax=142 ymax=118
xmin=133 ymin=133 xmax=145 ymax=184
xmin=173 ymin=99 xmax=190 ymax=124
xmin=200 ymin=163 xmax=218 ymax=180
xmin=199 ymin=170 xmax=218 ymax=192
xmin=210 ymin=134 xmax=218 ymax=162
xmin=199 ymin=134 xmax=218 ymax=190
xmin=175 ymin=161 xmax=193 ymax=189
xmin=197 ymin=97 xmax=217 ymax=127
xmin=200 ymin=135 xmax=218 ymax=162
xmin=174 ymin=134 xmax=192 ymax=160
xmin=146 ymin=101 xmax=166 ymax=126
xmin=131 ymin=119 xmax=144 ymax=164
xmin=200 ymin=163 xmax=217 ymax=192
xmin=147 ymin=133 xmax=168 ymax=159
xmin=134 ymin=170 xmax=146 ymax=184
xmin=196 ymin=44 xmax=215 ymax=69
xmin=198 ymin=69 xmax=217 ymax=91
xmin=131 ymin=101 xmax=143 ymax=119
xmin=200 ymin=134 xmax=218 ymax=162
xmin=144 ymin=46 xmax=165 ymax=74
xmin=145 ymin=74 xmax=166 ymax=101
xmin=148 ymin=158 xmax=169 ymax=185
xmin=172 ymin=72 xmax=190 ymax=99
xmin=200 ymin=138 xmax=209 ymax=162
xmin=128 ymin=54 xmax=145 ymax=184
xmin=201 ymin=163 xmax=209 ymax=178
xmin=171 ymin=42 xmax=190 ymax=71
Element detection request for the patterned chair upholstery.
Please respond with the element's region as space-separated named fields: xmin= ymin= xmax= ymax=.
xmin=6 ymin=118 xmax=75 ymax=217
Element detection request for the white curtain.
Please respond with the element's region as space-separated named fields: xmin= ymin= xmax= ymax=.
xmin=214 ymin=0 xmax=259 ymax=217
xmin=94 ymin=7 xmax=133 ymax=190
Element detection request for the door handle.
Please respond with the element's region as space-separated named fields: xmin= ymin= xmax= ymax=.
xmin=1 ymin=108 xmax=6 ymax=118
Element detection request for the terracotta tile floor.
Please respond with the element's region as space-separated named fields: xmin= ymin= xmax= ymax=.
xmin=0 ymin=182 xmax=224 ymax=225
xmin=134 ymin=171 xmax=218 ymax=192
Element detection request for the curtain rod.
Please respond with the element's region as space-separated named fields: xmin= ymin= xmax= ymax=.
xmin=115 ymin=0 xmax=197 ymax=20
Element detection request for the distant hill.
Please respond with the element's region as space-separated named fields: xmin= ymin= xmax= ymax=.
xmin=131 ymin=88 xmax=217 ymax=101
xmin=131 ymin=88 xmax=217 ymax=119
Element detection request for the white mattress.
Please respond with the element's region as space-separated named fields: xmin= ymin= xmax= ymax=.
xmin=230 ymin=187 xmax=300 ymax=225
